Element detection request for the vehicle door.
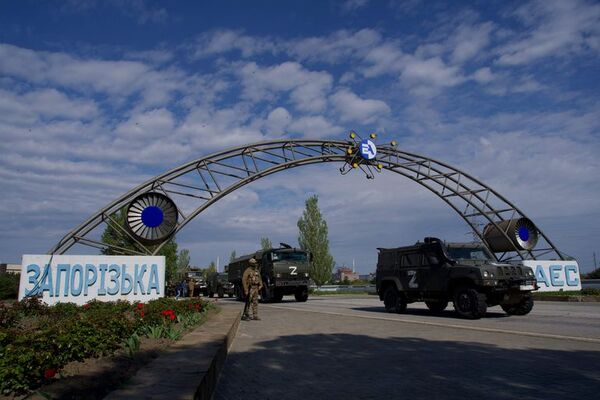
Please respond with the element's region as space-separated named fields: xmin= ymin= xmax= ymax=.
xmin=423 ymin=248 xmax=447 ymax=293
xmin=402 ymin=252 xmax=426 ymax=292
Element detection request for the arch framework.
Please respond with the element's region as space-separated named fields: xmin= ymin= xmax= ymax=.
xmin=49 ymin=139 xmax=565 ymax=262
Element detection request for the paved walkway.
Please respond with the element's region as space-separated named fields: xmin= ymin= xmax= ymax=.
xmin=214 ymin=298 xmax=600 ymax=400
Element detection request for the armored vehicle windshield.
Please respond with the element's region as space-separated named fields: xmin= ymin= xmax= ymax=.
xmin=446 ymin=245 xmax=494 ymax=262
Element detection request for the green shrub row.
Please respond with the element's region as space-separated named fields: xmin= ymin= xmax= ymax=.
xmin=0 ymin=297 xmax=213 ymax=395
xmin=0 ymin=273 xmax=19 ymax=300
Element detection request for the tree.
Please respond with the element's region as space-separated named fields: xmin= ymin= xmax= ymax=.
xmin=178 ymin=249 xmax=190 ymax=274
xmin=205 ymin=261 xmax=217 ymax=278
xmin=586 ymin=268 xmax=600 ymax=279
xmin=100 ymin=207 xmax=179 ymax=284
xmin=261 ymin=237 xmax=272 ymax=250
xmin=297 ymin=195 xmax=334 ymax=286
xmin=229 ymin=250 xmax=237 ymax=263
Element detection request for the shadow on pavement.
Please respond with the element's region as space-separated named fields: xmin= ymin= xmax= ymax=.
xmin=352 ymin=306 xmax=509 ymax=319
xmin=214 ymin=333 xmax=600 ymax=400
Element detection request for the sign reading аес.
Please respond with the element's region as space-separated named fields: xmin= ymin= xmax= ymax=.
xmin=18 ymin=255 xmax=165 ymax=305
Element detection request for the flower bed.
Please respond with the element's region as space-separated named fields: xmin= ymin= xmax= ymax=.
xmin=0 ymin=297 xmax=214 ymax=395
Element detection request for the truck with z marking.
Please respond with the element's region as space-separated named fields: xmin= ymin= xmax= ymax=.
xmin=376 ymin=237 xmax=538 ymax=319
xmin=227 ymin=243 xmax=311 ymax=302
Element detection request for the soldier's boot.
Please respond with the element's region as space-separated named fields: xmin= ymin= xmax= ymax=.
xmin=241 ymin=314 xmax=250 ymax=321
xmin=252 ymin=315 xmax=261 ymax=320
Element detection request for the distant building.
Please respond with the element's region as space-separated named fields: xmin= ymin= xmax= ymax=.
xmin=0 ymin=263 xmax=21 ymax=274
xmin=359 ymin=273 xmax=375 ymax=282
xmin=334 ymin=266 xmax=359 ymax=283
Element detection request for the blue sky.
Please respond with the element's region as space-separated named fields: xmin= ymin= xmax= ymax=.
xmin=0 ymin=0 xmax=599 ymax=273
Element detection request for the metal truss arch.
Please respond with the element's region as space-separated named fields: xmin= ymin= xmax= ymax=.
xmin=49 ymin=139 xmax=564 ymax=262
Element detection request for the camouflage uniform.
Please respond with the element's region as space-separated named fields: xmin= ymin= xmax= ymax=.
xmin=187 ymin=278 xmax=195 ymax=298
xmin=242 ymin=258 xmax=263 ymax=320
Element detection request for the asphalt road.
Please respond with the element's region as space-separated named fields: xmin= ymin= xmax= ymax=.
xmin=213 ymin=296 xmax=600 ymax=400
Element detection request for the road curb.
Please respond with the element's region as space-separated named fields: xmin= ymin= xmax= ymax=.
xmin=104 ymin=304 xmax=241 ymax=400
xmin=195 ymin=305 xmax=240 ymax=400
xmin=534 ymin=296 xmax=600 ymax=302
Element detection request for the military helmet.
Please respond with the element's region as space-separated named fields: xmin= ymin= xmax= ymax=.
xmin=249 ymin=257 xmax=258 ymax=265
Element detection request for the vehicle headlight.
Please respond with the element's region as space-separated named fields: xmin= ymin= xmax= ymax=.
xmin=304 ymin=272 xmax=309 ymax=277
xmin=483 ymin=271 xmax=490 ymax=278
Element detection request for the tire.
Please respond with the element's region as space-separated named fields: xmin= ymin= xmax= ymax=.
xmin=218 ymin=287 xmax=224 ymax=298
xmin=383 ymin=286 xmax=407 ymax=313
xmin=209 ymin=290 xmax=214 ymax=298
xmin=228 ymin=293 xmax=234 ymax=298
xmin=501 ymin=294 xmax=534 ymax=316
xmin=295 ymin=287 xmax=308 ymax=302
xmin=453 ymin=286 xmax=487 ymax=319
xmin=425 ymin=300 xmax=448 ymax=313
xmin=273 ymin=292 xmax=284 ymax=302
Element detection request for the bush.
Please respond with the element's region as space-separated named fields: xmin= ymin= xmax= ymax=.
xmin=0 ymin=273 xmax=19 ymax=300
xmin=0 ymin=297 xmax=213 ymax=395
xmin=581 ymin=287 xmax=600 ymax=296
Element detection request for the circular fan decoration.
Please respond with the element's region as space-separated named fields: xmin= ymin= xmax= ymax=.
xmin=513 ymin=218 xmax=538 ymax=251
xmin=483 ymin=217 xmax=539 ymax=252
xmin=125 ymin=192 xmax=178 ymax=244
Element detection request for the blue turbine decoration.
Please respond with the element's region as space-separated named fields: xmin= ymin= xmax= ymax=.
xmin=125 ymin=192 xmax=178 ymax=244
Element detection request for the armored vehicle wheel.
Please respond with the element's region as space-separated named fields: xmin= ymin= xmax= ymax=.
xmin=228 ymin=293 xmax=234 ymax=298
xmin=209 ymin=291 xmax=214 ymax=298
xmin=383 ymin=286 xmax=407 ymax=313
xmin=453 ymin=287 xmax=487 ymax=319
xmin=218 ymin=287 xmax=224 ymax=298
xmin=295 ymin=288 xmax=308 ymax=302
xmin=425 ymin=300 xmax=448 ymax=313
xmin=501 ymin=294 xmax=534 ymax=316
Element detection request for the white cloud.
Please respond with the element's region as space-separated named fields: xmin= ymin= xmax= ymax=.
xmin=330 ymin=89 xmax=390 ymax=124
xmin=449 ymin=22 xmax=494 ymax=64
xmin=341 ymin=0 xmax=369 ymax=13
xmin=115 ymin=108 xmax=175 ymax=139
xmin=238 ymin=61 xmax=333 ymax=112
xmin=497 ymin=0 xmax=600 ymax=65
xmin=177 ymin=105 xmax=266 ymax=150
xmin=0 ymin=88 xmax=99 ymax=124
xmin=288 ymin=29 xmax=381 ymax=63
xmin=0 ymin=43 xmax=187 ymax=107
xmin=288 ymin=116 xmax=344 ymax=138
xmin=472 ymin=67 xmax=495 ymax=84
xmin=191 ymin=30 xmax=277 ymax=58
xmin=265 ymin=107 xmax=292 ymax=134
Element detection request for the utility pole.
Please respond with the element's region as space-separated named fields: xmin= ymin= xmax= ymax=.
xmin=594 ymin=252 xmax=597 ymax=270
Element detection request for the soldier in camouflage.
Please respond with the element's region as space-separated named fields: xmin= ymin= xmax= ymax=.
xmin=242 ymin=258 xmax=263 ymax=321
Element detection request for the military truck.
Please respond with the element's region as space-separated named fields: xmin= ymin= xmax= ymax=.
xmin=185 ymin=271 xmax=208 ymax=297
xmin=207 ymin=272 xmax=234 ymax=298
xmin=376 ymin=237 xmax=538 ymax=319
xmin=227 ymin=243 xmax=311 ymax=302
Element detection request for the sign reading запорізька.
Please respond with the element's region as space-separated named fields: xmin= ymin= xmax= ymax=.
xmin=18 ymin=255 xmax=165 ymax=305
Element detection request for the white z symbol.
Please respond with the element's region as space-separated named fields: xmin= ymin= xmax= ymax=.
xmin=289 ymin=266 xmax=298 ymax=275
xmin=407 ymin=270 xmax=418 ymax=288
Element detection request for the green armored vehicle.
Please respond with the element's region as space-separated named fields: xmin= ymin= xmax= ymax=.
xmin=376 ymin=237 xmax=538 ymax=319
xmin=227 ymin=243 xmax=311 ymax=302
xmin=207 ymin=272 xmax=234 ymax=298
